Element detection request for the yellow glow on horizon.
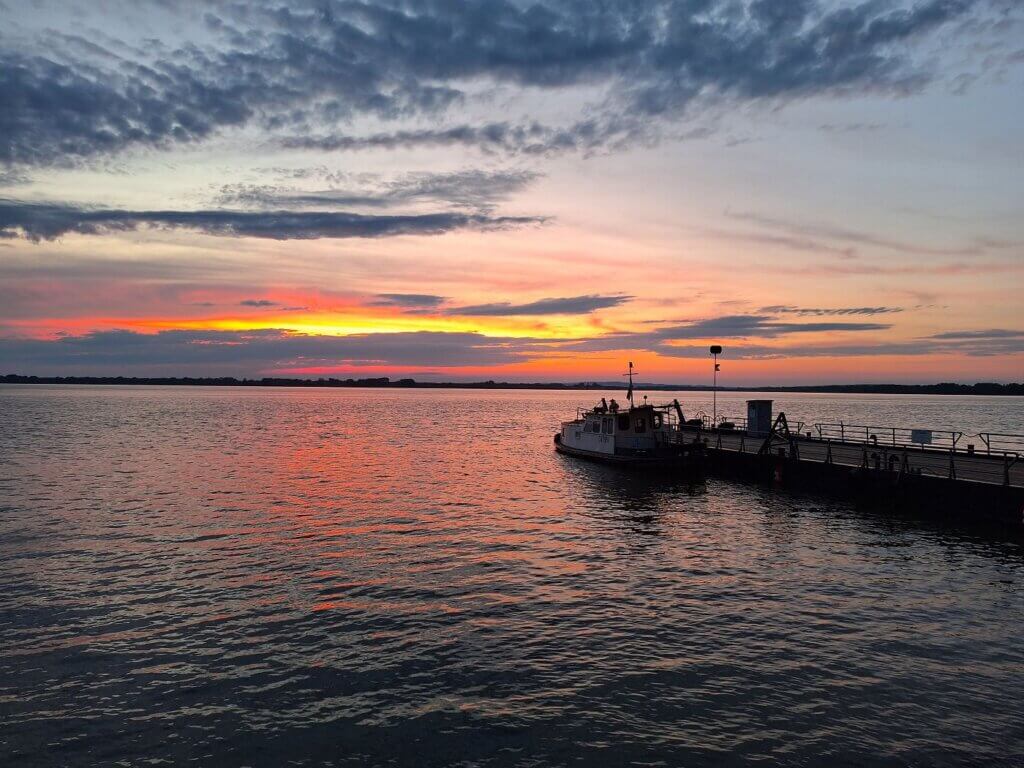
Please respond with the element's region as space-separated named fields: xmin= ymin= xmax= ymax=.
xmin=134 ymin=310 xmax=608 ymax=340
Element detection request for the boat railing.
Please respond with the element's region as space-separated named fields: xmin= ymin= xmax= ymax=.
xmin=565 ymin=405 xmax=628 ymax=425
xmin=675 ymin=412 xmax=754 ymax=432
xmin=698 ymin=414 xmax=750 ymax=432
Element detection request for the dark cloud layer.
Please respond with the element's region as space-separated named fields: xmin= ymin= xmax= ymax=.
xmin=760 ymin=306 xmax=904 ymax=316
xmin=281 ymin=119 xmax=637 ymax=157
xmin=369 ymin=294 xmax=447 ymax=308
xmin=0 ymin=328 xmax=544 ymax=374
xmin=929 ymin=328 xmax=1024 ymax=340
xmin=239 ymin=299 xmax=278 ymax=307
xmin=0 ymin=199 xmax=543 ymax=241
xmin=566 ymin=313 xmax=897 ymax=354
xmin=218 ymin=169 xmax=539 ymax=213
xmin=563 ymin=314 xmax=1024 ymax=358
xmin=447 ymin=294 xmax=632 ymax=316
xmin=3 ymin=320 xmax=1021 ymax=377
xmin=656 ymin=314 xmax=893 ymax=339
xmin=2 ymin=0 xmax=1010 ymax=167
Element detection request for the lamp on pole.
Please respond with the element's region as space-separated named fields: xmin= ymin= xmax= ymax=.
xmin=709 ymin=345 xmax=722 ymax=427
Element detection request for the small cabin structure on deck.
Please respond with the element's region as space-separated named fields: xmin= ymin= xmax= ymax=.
xmin=560 ymin=403 xmax=680 ymax=458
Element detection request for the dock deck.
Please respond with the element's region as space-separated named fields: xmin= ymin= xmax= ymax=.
xmin=664 ymin=410 xmax=1024 ymax=523
xmin=679 ymin=426 xmax=1024 ymax=488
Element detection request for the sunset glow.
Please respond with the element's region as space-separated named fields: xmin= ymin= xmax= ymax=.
xmin=1 ymin=1 xmax=1021 ymax=383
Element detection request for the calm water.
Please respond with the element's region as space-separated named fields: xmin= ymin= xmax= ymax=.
xmin=2 ymin=386 xmax=1023 ymax=767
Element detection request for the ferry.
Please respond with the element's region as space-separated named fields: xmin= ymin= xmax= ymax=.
xmin=553 ymin=363 xmax=704 ymax=471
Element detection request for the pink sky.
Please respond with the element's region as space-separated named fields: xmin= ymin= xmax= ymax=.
xmin=1 ymin=2 xmax=1022 ymax=383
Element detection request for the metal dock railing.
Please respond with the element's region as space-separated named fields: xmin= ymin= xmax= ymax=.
xmin=678 ymin=416 xmax=1024 ymax=489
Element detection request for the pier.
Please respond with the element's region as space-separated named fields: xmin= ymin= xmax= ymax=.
xmin=667 ymin=402 xmax=1024 ymax=524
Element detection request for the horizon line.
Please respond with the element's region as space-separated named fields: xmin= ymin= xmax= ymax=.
xmin=2 ymin=374 xmax=1022 ymax=395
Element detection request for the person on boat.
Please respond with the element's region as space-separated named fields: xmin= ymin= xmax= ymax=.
xmin=609 ymin=398 xmax=619 ymax=413
xmin=594 ymin=397 xmax=608 ymax=413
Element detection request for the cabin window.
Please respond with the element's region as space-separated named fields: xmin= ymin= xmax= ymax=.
xmin=653 ymin=413 xmax=663 ymax=429
xmin=617 ymin=414 xmax=630 ymax=431
xmin=634 ymin=417 xmax=646 ymax=433
xmin=589 ymin=420 xmax=601 ymax=433
xmin=603 ymin=418 xmax=613 ymax=434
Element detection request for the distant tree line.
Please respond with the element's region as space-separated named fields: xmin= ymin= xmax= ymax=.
xmin=745 ymin=382 xmax=1024 ymax=396
xmin=1 ymin=374 xmax=1021 ymax=395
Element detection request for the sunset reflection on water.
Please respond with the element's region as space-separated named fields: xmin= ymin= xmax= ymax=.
xmin=1 ymin=385 xmax=1023 ymax=766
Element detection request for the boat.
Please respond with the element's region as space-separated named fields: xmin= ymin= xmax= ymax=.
xmin=553 ymin=363 xmax=704 ymax=472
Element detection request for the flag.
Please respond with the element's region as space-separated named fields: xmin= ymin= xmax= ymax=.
xmin=715 ymin=363 xmax=721 ymax=371
xmin=627 ymin=380 xmax=633 ymax=401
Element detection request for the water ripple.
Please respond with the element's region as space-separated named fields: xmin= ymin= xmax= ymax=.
xmin=1 ymin=386 xmax=1023 ymax=766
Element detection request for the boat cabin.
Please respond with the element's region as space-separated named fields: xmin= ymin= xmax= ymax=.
xmin=560 ymin=403 xmax=678 ymax=457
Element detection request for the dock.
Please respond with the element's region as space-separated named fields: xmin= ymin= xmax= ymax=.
xmin=670 ymin=404 xmax=1024 ymax=525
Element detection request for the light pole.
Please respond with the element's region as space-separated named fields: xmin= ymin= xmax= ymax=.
xmin=710 ymin=345 xmax=722 ymax=427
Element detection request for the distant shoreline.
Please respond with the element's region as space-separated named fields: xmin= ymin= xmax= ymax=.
xmin=2 ymin=374 xmax=1021 ymax=396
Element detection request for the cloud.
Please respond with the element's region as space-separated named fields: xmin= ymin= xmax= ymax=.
xmin=0 ymin=169 xmax=29 ymax=187
xmin=369 ymin=294 xmax=447 ymax=309
xmin=2 ymin=0 xmax=1012 ymax=166
xmin=239 ymin=299 xmax=278 ymax=307
xmin=759 ymin=306 xmax=904 ymax=316
xmin=571 ymin=337 xmax=1024 ymax=360
xmin=703 ymin=226 xmax=859 ymax=259
xmin=654 ymin=315 xmax=892 ymax=339
xmin=279 ymin=119 xmax=641 ymax=157
xmin=652 ymin=336 xmax=1024 ymax=358
xmin=928 ymin=328 xmax=1024 ymax=340
xmin=727 ymin=210 xmax=1020 ymax=258
xmin=217 ymin=169 xmax=539 ymax=213
xmin=776 ymin=260 xmax=1023 ymax=277
xmin=0 ymin=199 xmax=544 ymax=242
xmin=564 ymin=313 xmax=897 ymax=355
xmin=4 ymin=321 xmax=1019 ymax=378
xmin=447 ymin=294 xmax=632 ymax=316
xmin=563 ymin=315 xmax=1024 ymax=359
xmin=0 ymin=328 xmax=550 ymax=375
xmin=818 ymin=123 xmax=887 ymax=133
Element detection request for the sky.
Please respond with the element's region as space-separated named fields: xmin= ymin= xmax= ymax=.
xmin=1 ymin=0 xmax=1022 ymax=384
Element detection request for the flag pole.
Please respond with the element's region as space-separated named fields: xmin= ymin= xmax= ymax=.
xmin=623 ymin=361 xmax=635 ymax=408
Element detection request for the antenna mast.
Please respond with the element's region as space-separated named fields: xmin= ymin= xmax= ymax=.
xmin=623 ymin=361 xmax=636 ymax=408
